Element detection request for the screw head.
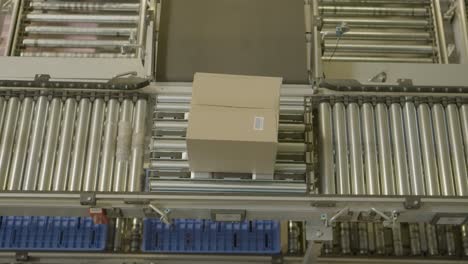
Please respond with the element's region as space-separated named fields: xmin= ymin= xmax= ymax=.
xmin=87 ymin=196 xmax=92 ymax=201
xmin=315 ymin=231 xmax=323 ymax=237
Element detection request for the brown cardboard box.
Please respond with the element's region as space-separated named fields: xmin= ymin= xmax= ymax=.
xmin=187 ymin=73 xmax=282 ymax=174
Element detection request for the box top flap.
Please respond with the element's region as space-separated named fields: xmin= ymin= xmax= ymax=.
xmin=192 ymin=73 xmax=282 ymax=109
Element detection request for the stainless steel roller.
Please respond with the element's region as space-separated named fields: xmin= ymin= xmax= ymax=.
xmin=318 ymin=103 xmax=335 ymax=194
xmin=361 ymin=103 xmax=380 ymax=195
xmin=52 ymin=98 xmax=77 ymax=191
xmin=417 ymin=104 xmax=440 ymax=195
xmin=341 ymin=222 xmax=351 ymax=254
xmin=375 ymin=103 xmax=395 ymax=195
xmin=409 ymin=224 xmax=421 ymax=255
xmin=68 ymin=98 xmax=92 ymax=191
xmin=25 ymin=14 xmax=139 ymax=23
xmin=322 ymin=18 xmax=429 ymax=27
xmin=432 ymin=104 xmax=456 ymax=196
xmin=7 ymin=98 xmax=34 ymax=191
xmin=374 ymin=223 xmax=385 ymax=255
xmin=22 ymin=96 xmax=49 ymax=191
xmin=0 ymin=97 xmax=6 ymax=139
xmin=461 ymin=105 xmax=468 ymax=167
xmin=153 ymin=140 xmax=307 ymax=153
xmin=319 ymin=6 xmax=427 ymax=16
xmin=404 ymin=102 xmax=426 ymax=195
xmin=154 ymin=120 xmax=306 ymax=133
xmin=29 ymin=2 xmax=140 ymax=12
xmin=128 ymin=99 xmax=147 ymax=192
xmin=390 ymin=104 xmax=411 ymax=195
xmin=324 ymin=43 xmax=435 ymax=54
xmin=0 ymin=97 xmax=20 ymax=190
xmin=24 ymin=26 xmax=137 ymax=36
xmin=446 ymin=104 xmax=468 ymax=195
xmin=114 ymin=99 xmax=134 ymax=192
xmin=426 ymin=224 xmax=439 ymax=256
xmin=446 ymin=225 xmax=456 ymax=256
xmin=347 ymin=103 xmax=365 ymax=195
xmin=98 ymin=99 xmax=120 ymax=192
xmin=155 ymin=103 xmax=305 ymax=115
xmin=37 ymin=99 xmax=62 ymax=191
xmin=333 ymin=103 xmax=350 ymax=195
xmin=83 ymin=99 xmax=105 ymax=192
xmin=22 ymin=39 xmax=131 ymax=48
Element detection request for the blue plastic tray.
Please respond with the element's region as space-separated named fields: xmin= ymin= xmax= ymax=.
xmin=142 ymin=219 xmax=280 ymax=254
xmin=0 ymin=216 xmax=107 ymax=251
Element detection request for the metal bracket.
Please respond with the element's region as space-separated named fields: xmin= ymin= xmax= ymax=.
xmin=147 ymin=204 xmax=171 ymax=224
xmin=211 ymin=210 xmax=246 ymax=222
xmin=15 ymin=252 xmax=29 ymax=261
xmin=80 ymin=193 xmax=96 ymax=206
xmin=329 ymin=207 xmax=350 ymax=223
xmin=431 ymin=213 xmax=468 ymax=225
xmin=305 ymin=220 xmax=332 ymax=242
xmin=404 ymin=197 xmax=421 ymax=209
xmin=444 ymin=1 xmax=457 ymax=20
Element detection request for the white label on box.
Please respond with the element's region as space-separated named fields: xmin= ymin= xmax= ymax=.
xmin=254 ymin=116 xmax=264 ymax=130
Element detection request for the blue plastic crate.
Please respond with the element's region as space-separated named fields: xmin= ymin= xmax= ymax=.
xmin=142 ymin=219 xmax=280 ymax=254
xmin=0 ymin=216 xmax=107 ymax=251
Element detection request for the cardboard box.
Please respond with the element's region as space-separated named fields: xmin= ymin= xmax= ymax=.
xmin=187 ymin=73 xmax=282 ymax=174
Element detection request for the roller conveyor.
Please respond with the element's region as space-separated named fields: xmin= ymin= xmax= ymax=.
xmin=10 ymin=0 xmax=147 ymax=57
xmin=0 ymin=95 xmax=147 ymax=192
xmin=319 ymin=0 xmax=439 ymax=63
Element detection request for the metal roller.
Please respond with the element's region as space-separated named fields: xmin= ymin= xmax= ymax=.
xmin=98 ymin=99 xmax=120 ymax=192
xmin=426 ymin=223 xmax=439 ymax=256
xmin=417 ymin=104 xmax=441 ymax=195
xmin=20 ymin=52 xmax=136 ymax=58
xmin=114 ymin=99 xmax=134 ymax=192
xmin=461 ymin=105 xmax=468 ymax=166
xmin=409 ymin=224 xmax=421 ymax=255
xmin=83 ymin=99 xmax=105 ymax=192
xmin=319 ymin=6 xmax=428 ymax=16
xmin=22 ymin=39 xmax=131 ymax=48
xmin=403 ymin=102 xmax=426 ymax=195
xmin=53 ymin=99 xmax=77 ymax=191
xmin=446 ymin=104 xmax=468 ymax=195
xmin=356 ymin=223 xmax=368 ymax=254
xmin=446 ymin=225 xmax=456 ymax=256
xmin=361 ymin=103 xmax=380 ymax=195
xmin=68 ymin=99 xmax=92 ymax=191
xmin=155 ymin=103 xmax=304 ymax=115
xmin=37 ymin=99 xmax=62 ymax=191
xmin=323 ymin=56 xmax=434 ymax=63
xmin=374 ymin=223 xmax=385 ymax=255
xmin=341 ymin=222 xmax=351 ymax=254
xmin=22 ymin=96 xmax=49 ymax=191
xmin=153 ymin=140 xmax=307 ymax=153
xmin=26 ymin=14 xmax=139 ymax=23
xmin=24 ymin=26 xmax=137 ymax=36
xmin=0 ymin=97 xmax=6 ymax=138
xmin=83 ymin=98 xmax=105 ymax=192
xmin=392 ymin=223 xmax=404 ymax=256
xmin=154 ymin=120 xmax=306 ymax=133
xmin=29 ymin=2 xmax=140 ymax=12
xmin=390 ymin=104 xmax=411 ymax=195
xmin=319 ymin=103 xmax=335 ymax=194
xmin=333 ymin=103 xmax=350 ymax=195
xmin=366 ymin=223 xmax=375 ymax=254
xmin=432 ymin=104 xmax=456 ymax=196
xmin=375 ymin=103 xmax=395 ymax=195
xmin=347 ymin=103 xmax=365 ymax=195
xmin=8 ymin=98 xmax=35 ymax=191
xmin=128 ymin=99 xmax=147 ymax=192
xmin=462 ymin=224 xmax=468 ymax=256
xmin=322 ymin=18 xmax=429 ymax=28
xmin=0 ymin=97 xmax=20 ymax=190
xmin=323 ymin=43 xmax=435 ymax=54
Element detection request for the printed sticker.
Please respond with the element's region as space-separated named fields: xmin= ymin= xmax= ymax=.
xmin=254 ymin=116 xmax=264 ymax=131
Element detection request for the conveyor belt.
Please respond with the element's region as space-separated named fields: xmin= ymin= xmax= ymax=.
xmin=0 ymin=95 xmax=147 ymax=192
xmin=11 ymin=0 xmax=147 ymax=57
xmin=319 ymin=0 xmax=438 ymax=63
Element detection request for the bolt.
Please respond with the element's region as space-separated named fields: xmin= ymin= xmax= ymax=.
xmin=87 ymin=196 xmax=92 ymax=201
xmin=316 ymin=231 xmax=323 ymax=238
xmin=413 ymin=200 xmax=419 ymax=205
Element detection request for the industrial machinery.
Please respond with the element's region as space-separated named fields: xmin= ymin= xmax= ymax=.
xmin=0 ymin=0 xmax=468 ymax=263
